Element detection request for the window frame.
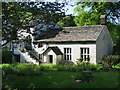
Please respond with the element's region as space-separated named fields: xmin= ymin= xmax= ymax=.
xmin=64 ymin=48 xmax=72 ymax=60
xmin=80 ymin=47 xmax=90 ymax=62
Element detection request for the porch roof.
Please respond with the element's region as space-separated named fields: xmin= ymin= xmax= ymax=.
xmin=43 ymin=46 xmax=63 ymax=55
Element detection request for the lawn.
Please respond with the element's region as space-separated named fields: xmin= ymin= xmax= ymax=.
xmin=4 ymin=71 xmax=119 ymax=88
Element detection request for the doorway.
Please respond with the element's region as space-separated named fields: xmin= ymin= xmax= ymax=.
xmin=49 ymin=55 xmax=53 ymax=63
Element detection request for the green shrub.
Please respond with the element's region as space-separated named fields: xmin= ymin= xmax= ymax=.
xmin=79 ymin=62 xmax=90 ymax=71
xmin=76 ymin=62 xmax=102 ymax=71
xmin=39 ymin=64 xmax=57 ymax=71
xmin=113 ymin=63 xmax=120 ymax=69
xmin=2 ymin=63 xmax=41 ymax=76
xmin=102 ymin=55 xmax=120 ymax=70
xmin=56 ymin=60 xmax=74 ymax=65
xmin=1 ymin=62 xmax=103 ymax=76
xmin=89 ymin=63 xmax=103 ymax=71
xmin=76 ymin=57 xmax=83 ymax=65
xmin=15 ymin=63 xmax=36 ymax=75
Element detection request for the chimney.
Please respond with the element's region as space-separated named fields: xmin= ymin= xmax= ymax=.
xmin=100 ymin=15 xmax=106 ymax=25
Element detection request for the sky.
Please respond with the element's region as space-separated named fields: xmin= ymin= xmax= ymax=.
xmin=64 ymin=1 xmax=76 ymax=15
xmin=43 ymin=0 xmax=76 ymax=15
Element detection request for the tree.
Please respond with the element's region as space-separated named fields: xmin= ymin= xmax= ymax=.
xmin=2 ymin=2 xmax=65 ymax=42
xmin=74 ymin=2 xmax=120 ymax=25
xmin=74 ymin=8 xmax=99 ymax=26
xmin=57 ymin=15 xmax=76 ymax=27
xmin=107 ymin=23 xmax=120 ymax=55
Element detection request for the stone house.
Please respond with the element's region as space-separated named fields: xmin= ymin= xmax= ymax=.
xmin=11 ymin=15 xmax=113 ymax=65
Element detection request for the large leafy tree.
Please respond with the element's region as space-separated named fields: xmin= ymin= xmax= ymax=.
xmin=107 ymin=23 xmax=120 ymax=55
xmin=74 ymin=2 xmax=120 ymax=25
xmin=2 ymin=2 xmax=65 ymax=43
xmin=57 ymin=15 xmax=76 ymax=27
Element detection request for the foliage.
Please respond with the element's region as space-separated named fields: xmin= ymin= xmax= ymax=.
xmin=113 ymin=63 xmax=120 ymax=69
xmin=2 ymin=63 xmax=41 ymax=76
xmin=107 ymin=23 xmax=120 ymax=54
xmin=39 ymin=64 xmax=57 ymax=71
xmin=56 ymin=59 xmax=74 ymax=66
xmin=57 ymin=15 xmax=76 ymax=27
xmin=114 ymin=38 xmax=120 ymax=55
xmin=2 ymin=70 xmax=18 ymax=90
xmin=74 ymin=2 xmax=120 ymax=25
xmin=76 ymin=58 xmax=103 ymax=71
xmin=19 ymin=48 xmax=25 ymax=52
xmin=77 ymin=62 xmax=102 ymax=71
xmin=102 ymin=55 xmax=120 ymax=70
xmin=1 ymin=62 xmax=103 ymax=75
xmin=74 ymin=8 xmax=100 ymax=26
xmin=2 ymin=49 xmax=12 ymax=64
xmin=76 ymin=57 xmax=83 ymax=65
xmin=2 ymin=2 xmax=65 ymax=42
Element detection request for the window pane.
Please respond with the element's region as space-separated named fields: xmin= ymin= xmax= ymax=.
xmin=84 ymin=48 xmax=86 ymax=54
xmin=81 ymin=48 xmax=83 ymax=54
xmin=87 ymin=55 xmax=90 ymax=61
xmin=70 ymin=55 xmax=71 ymax=60
xmin=87 ymin=48 xmax=89 ymax=54
xmin=64 ymin=48 xmax=66 ymax=53
xmin=67 ymin=55 xmax=69 ymax=60
xmin=70 ymin=48 xmax=71 ymax=53
xmin=64 ymin=55 xmax=66 ymax=60
xmin=84 ymin=55 xmax=86 ymax=61
xmin=67 ymin=48 xmax=69 ymax=53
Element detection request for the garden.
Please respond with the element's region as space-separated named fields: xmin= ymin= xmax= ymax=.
xmin=1 ymin=55 xmax=120 ymax=89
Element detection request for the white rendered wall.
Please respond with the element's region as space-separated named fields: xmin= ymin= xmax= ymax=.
xmin=42 ymin=43 xmax=96 ymax=64
xmin=34 ymin=43 xmax=48 ymax=54
xmin=96 ymin=26 xmax=113 ymax=63
xmin=43 ymin=49 xmax=56 ymax=64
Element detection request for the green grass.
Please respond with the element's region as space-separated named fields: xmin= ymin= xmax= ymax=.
xmin=4 ymin=71 xmax=119 ymax=88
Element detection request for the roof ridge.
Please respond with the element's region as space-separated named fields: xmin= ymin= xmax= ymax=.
xmin=63 ymin=25 xmax=105 ymax=28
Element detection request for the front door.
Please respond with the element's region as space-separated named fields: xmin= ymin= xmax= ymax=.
xmin=49 ymin=55 xmax=53 ymax=63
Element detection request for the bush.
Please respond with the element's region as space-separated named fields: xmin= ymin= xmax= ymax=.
xmin=39 ymin=64 xmax=57 ymax=71
xmin=1 ymin=62 xmax=103 ymax=76
xmin=76 ymin=57 xmax=83 ymax=65
xmin=77 ymin=62 xmax=102 ymax=71
xmin=56 ymin=60 xmax=74 ymax=66
xmin=102 ymin=55 xmax=120 ymax=70
xmin=2 ymin=63 xmax=41 ymax=76
xmin=113 ymin=63 xmax=120 ymax=69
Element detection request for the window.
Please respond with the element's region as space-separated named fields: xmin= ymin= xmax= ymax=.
xmin=64 ymin=48 xmax=71 ymax=60
xmin=80 ymin=48 xmax=90 ymax=61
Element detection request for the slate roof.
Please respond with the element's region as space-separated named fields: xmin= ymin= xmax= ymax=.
xmin=34 ymin=25 xmax=106 ymax=43
xmin=43 ymin=47 xmax=63 ymax=55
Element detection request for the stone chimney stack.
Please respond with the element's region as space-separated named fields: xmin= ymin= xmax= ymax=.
xmin=100 ymin=15 xmax=106 ymax=25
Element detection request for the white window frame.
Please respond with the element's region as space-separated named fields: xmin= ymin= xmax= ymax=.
xmin=64 ymin=48 xmax=72 ymax=60
xmin=80 ymin=48 xmax=90 ymax=62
